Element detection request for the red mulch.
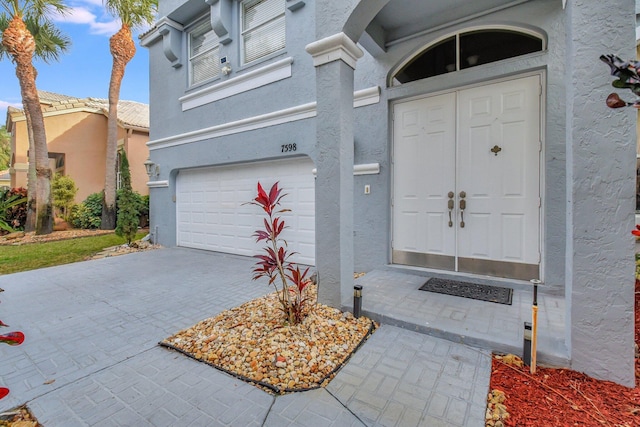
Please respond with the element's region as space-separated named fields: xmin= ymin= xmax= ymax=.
xmin=489 ymin=279 xmax=640 ymax=426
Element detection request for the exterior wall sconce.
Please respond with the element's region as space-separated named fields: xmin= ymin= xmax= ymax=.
xmin=144 ymin=158 xmax=160 ymax=178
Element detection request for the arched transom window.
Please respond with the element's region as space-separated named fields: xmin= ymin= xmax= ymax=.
xmin=392 ymin=28 xmax=544 ymax=85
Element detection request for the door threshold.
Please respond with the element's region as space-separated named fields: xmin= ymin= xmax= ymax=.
xmin=384 ymin=263 xmax=535 ymax=291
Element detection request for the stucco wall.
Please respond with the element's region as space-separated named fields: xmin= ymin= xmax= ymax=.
xmin=47 ymin=112 xmax=108 ymax=202
xmin=564 ymin=0 xmax=636 ymax=387
xmin=10 ymin=120 xmax=28 ymax=190
xmin=147 ymin=0 xmax=567 ymax=276
xmin=149 ymin=1 xmax=316 ymax=142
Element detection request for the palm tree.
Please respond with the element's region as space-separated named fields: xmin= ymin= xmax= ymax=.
xmin=101 ymin=0 xmax=157 ymax=230
xmin=0 ymin=2 xmax=69 ymax=234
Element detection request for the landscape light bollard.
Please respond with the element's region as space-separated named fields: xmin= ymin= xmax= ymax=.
xmin=353 ymin=285 xmax=362 ymax=318
xmin=523 ymin=321 xmax=532 ymax=366
xmin=530 ymin=279 xmax=541 ymax=374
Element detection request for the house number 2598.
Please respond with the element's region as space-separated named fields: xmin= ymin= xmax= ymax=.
xmin=281 ymin=143 xmax=297 ymax=153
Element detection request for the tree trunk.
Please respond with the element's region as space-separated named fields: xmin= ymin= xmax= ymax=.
xmin=24 ymin=107 xmax=37 ymax=232
xmin=3 ymin=17 xmax=52 ymax=235
xmin=102 ymin=25 xmax=135 ymax=230
xmin=24 ymin=67 xmax=53 ymax=235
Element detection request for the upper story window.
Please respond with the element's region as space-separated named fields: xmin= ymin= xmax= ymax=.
xmin=392 ymin=28 xmax=544 ymax=85
xmin=241 ymin=0 xmax=285 ymax=65
xmin=189 ymin=18 xmax=220 ymax=86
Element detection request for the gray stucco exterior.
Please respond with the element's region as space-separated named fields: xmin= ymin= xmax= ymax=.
xmin=142 ymin=0 xmax=636 ymax=386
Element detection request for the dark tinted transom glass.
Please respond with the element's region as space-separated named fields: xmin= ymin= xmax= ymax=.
xmin=394 ymin=29 xmax=543 ymax=85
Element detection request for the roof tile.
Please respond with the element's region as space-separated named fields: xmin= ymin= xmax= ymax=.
xmin=10 ymin=91 xmax=149 ymax=129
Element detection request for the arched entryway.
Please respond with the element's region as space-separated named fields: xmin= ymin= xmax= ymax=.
xmin=389 ymin=28 xmax=545 ymax=280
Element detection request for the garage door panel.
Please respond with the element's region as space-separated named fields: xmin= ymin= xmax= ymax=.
xmin=176 ymin=158 xmax=315 ymax=265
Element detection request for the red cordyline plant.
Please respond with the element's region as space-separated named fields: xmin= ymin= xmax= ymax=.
xmin=247 ymin=182 xmax=311 ymax=325
xmin=0 ymin=289 xmax=25 ymax=400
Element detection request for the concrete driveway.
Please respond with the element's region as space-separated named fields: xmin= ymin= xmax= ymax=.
xmin=0 ymin=247 xmax=490 ymax=426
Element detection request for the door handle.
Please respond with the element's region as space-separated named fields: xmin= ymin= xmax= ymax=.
xmin=459 ymin=191 xmax=466 ymax=228
xmin=447 ymin=191 xmax=454 ymax=227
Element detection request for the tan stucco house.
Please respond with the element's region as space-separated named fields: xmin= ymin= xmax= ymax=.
xmin=0 ymin=170 xmax=9 ymax=189
xmin=6 ymin=91 xmax=149 ymax=202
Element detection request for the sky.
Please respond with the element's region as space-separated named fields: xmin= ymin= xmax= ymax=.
xmin=0 ymin=0 xmax=152 ymax=121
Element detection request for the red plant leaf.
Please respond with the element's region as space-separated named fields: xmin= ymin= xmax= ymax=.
xmin=254 ymin=182 xmax=271 ymax=213
xmin=0 ymin=320 xmax=8 ymax=327
xmin=286 ymin=266 xmax=310 ymax=291
xmin=272 ymin=217 xmax=286 ymax=239
xmin=278 ymin=247 xmax=287 ymax=263
xmin=268 ymin=182 xmax=281 ymax=204
xmin=632 ymin=229 xmax=640 ymax=237
xmin=0 ymin=387 xmax=8 ymax=400
xmin=253 ymin=230 xmax=270 ymax=242
xmin=0 ymin=331 xmax=25 ymax=346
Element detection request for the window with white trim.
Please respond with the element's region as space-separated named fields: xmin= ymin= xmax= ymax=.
xmin=241 ymin=0 xmax=285 ymax=65
xmin=189 ymin=18 xmax=220 ymax=86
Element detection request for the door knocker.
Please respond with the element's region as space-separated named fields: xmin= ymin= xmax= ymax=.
xmin=490 ymin=145 xmax=502 ymax=156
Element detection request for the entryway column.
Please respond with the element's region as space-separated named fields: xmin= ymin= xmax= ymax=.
xmin=565 ymin=0 xmax=635 ymax=387
xmin=306 ymin=33 xmax=363 ymax=308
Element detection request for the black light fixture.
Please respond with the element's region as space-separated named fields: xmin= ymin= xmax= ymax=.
xmin=353 ymin=285 xmax=362 ymax=318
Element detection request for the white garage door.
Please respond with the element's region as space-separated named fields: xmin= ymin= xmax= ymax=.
xmin=176 ymin=158 xmax=315 ymax=265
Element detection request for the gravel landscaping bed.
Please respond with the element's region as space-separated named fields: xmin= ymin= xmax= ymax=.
xmin=161 ymin=284 xmax=377 ymax=394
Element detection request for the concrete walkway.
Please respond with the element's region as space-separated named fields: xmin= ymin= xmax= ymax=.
xmin=0 ymin=248 xmax=491 ymax=426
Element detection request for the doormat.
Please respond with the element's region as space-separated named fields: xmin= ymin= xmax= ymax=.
xmin=418 ymin=278 xmax=513 ymax=305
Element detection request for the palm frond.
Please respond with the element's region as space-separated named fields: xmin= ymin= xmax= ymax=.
xmin=103 ymin=0 xmax=157 ymax=29
xmin=24 ymin=15 xmax=70 ymax=63
xmin=24 ymin=0 xmax=68 ymax=20
xmin=0 ymin=14 xmax=8 ymax=61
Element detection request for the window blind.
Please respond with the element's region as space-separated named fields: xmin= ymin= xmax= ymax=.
xmin=242 ymin=0 xmax=285 ymax=64
xmin=190 ymin=19 xmax=220 ymax=85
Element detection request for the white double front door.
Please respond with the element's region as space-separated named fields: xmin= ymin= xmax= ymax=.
xmin=392 ymin=75 xmax=541 ymax=280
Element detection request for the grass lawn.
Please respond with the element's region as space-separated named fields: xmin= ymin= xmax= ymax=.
xmin=0 ymin=232 xmax=146 ymax=275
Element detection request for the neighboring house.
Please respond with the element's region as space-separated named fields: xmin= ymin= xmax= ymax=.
xmin=6 ymin=91 xmax=150 ymax=202
xmin=0 ymin=170 xmax=9 ymax=189
xmin=141 ymin=0 xmax=636 ymax=386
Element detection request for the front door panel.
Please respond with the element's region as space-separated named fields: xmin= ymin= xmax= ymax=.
xmin=392 ymin=75 xmax=541 ymax=280
xmin=392 ymin=93 xmax=456 ymax=270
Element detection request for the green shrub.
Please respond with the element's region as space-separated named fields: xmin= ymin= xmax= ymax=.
xmin=0 ymin=188 xmax=27 ymax=233
xmin=52 ymin=174 xmax=78 ymax=221
xmin=139 ymin=194 xmax=149 ymax=227
xmin=116 ymin=191 xmax=148 ymax=227
xmin=115 ymin=151 xmax=139 ymax=244
xmin=7 ymin=188 xmax=28 ymax=230
xmin=69 ymin=192 xmax=103 ymax=229
xmin=139 ymin=194 xmax=149 ymax=217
